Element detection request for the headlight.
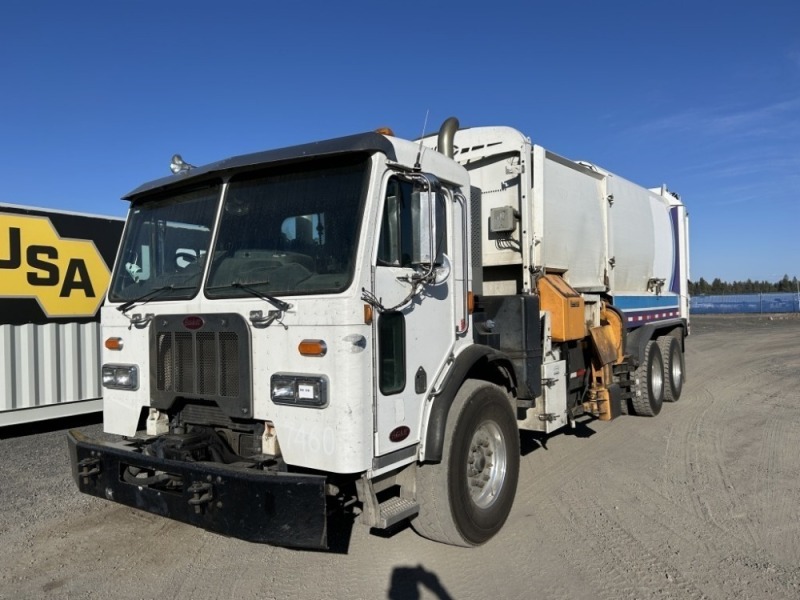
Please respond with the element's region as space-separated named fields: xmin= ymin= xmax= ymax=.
xmin=270 ymin=374 xmax=328 ymax=408
xmin=102 ymin=364 xmax=139 ymax=390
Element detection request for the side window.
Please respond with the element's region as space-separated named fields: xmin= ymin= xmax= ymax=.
xmin=378 ymin=312 xmax=405 ymax=394
xmin=377 ymin=178 xmax=412 ymax=267
xmin=377 ymin=177 xmax=447 ymax=268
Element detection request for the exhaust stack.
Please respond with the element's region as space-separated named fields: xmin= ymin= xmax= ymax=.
xmin=437 ymin=117 xmax=459 ymax=159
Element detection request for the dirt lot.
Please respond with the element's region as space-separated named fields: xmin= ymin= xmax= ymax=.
xmin=1 ymin=314 xmax=799 ymax=600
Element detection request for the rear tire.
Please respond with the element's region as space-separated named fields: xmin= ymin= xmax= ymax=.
xmin=412 ymin=380 xmax=519 ymax=547
xmin=657 ymin=335 xmax=684 ymax=402
xmin=630 ymin=340 xmax=665 ymax=417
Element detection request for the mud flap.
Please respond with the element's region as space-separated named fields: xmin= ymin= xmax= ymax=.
xmin=68 ymin=429 xmax=328 ymax=550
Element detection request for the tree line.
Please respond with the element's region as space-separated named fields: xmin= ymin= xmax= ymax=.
xmin=690 ymin=275 xmax=799 ymax=295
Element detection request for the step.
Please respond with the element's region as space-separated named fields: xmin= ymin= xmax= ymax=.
xmin=378 ymin=497 xmax=419 ymax=529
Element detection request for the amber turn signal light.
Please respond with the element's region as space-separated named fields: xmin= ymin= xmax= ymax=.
xmin=105 ymin=337 xmax=123 ymax=351
xmin=298 ymin=339 xmax=327 ymax=357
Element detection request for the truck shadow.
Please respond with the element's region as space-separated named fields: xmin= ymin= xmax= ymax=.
xmin=309 ymin=510 xmax=355 ymax=555
xmin=519 ymin=419 xmax=597 ymax=456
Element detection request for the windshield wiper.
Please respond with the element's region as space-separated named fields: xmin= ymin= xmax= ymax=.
xmin=117 ymin=284 xmax=196 ymax=314
xmin=208 ymin=281 xmax=292 ymax=312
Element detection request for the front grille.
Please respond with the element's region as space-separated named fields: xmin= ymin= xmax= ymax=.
xmin=151 ymin=314 xmax=251 ymax=418
xmin=157 ymin=330 xmax=240 ymax=397
xmin=180 ymin=401 xmax=234 ymax=428
xmin=196 ymin=332 xmax=218 ymax=395
xmin=219 ymin=332 xmax=239 ymax=396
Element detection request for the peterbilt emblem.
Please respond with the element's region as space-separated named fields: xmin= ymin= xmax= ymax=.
xmin=390 ymin=426 xmax=410 ymax=443
xmin=183 ymin=316 xmax=204 ymax=330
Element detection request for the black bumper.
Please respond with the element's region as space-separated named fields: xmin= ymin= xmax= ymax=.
xmin=67 ymin=429 xmax=328 ymax=549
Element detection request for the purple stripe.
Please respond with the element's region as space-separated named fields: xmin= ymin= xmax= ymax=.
xmin=669 ymin=206 xmax=681 ymax=295
xmin=623 ymin=307 xmax=682 ymax=327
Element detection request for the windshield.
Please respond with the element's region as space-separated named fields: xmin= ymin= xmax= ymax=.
xmin=108 ymin=184 xmax=219 ymax=302
xmin=206 ymin=156 xmax=368 ymax=298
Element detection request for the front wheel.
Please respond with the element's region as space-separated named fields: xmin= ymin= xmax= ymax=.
xmin=412 ymin=380 xmax=520 ymax=547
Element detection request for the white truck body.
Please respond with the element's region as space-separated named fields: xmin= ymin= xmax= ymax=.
xmin=428 ymin=126 xmax=689 ymax=318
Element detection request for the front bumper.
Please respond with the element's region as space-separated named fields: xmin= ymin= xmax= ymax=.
xmin=67 ymin=429 xmax=328 ymax=549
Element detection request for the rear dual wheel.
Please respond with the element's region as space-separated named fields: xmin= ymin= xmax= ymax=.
xmin=631 ymin=340 xmax=665 ymax=416
xmin=657 ymin=335 xmax=685 ymax=402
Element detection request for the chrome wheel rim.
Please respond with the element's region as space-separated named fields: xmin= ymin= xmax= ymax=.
xmin=671 ymin=347 xmax=683 ymax=392
xmin=650 ymin=352 xmax=664 ymax=399
xmin=466 ymin=420 xmax=508 ymax=509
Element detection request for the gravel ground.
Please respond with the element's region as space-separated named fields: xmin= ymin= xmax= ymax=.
xmin=1 ymin=314 xmax=799 ymax=600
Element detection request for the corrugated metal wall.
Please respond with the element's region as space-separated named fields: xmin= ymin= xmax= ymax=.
xmin=691 ymin=293 xmax=800 ymax=314
xmin=0 ymin=322 xmax=101 ymax=411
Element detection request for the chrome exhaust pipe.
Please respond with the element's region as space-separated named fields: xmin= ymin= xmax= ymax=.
xmin=437 ymin=117 xmax=459 ymax=159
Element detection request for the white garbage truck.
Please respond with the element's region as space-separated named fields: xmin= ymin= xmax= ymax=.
xmin=69 ymin=118 xmax=689 ymax=549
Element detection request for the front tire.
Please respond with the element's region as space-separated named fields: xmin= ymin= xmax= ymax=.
xmin=413 ymin=380 xmax=520 ymax=547
xmin=657 ymin=335 xmax=685 ymax=402
xmin=630 ymin=340 xmax=665 ymax=417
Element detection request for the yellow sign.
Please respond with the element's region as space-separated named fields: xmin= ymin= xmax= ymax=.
xmin=0 ymin=215 xmax=111 ymax=317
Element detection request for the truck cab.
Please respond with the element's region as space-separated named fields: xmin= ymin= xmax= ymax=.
xmin=71 ymin=127 xmax=484 ymax=548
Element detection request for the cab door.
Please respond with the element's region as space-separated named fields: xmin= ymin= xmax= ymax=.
xmin=371 ymin=174 xmax=457 ymax=459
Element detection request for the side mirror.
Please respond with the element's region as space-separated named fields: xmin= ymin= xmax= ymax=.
xmin=430 ymin=253 xmax=451 ymax=286
xmin=411 ymin=189 xmax=436 ymax=266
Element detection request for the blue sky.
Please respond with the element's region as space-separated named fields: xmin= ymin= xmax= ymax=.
xmin=1 ymin=1 xmax=798 ymax=283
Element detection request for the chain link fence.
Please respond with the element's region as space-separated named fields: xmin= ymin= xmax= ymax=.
xmin=691 ymin=293 xmax=800 ymax=314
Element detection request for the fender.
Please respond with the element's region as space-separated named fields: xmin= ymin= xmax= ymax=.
xmin=421 ymin=344 xmax=516 ymax=463
xmin=626 ymin=318 xmax=687 ymax=364
xmin=603 ymin=303 xmax=628 ymax=355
